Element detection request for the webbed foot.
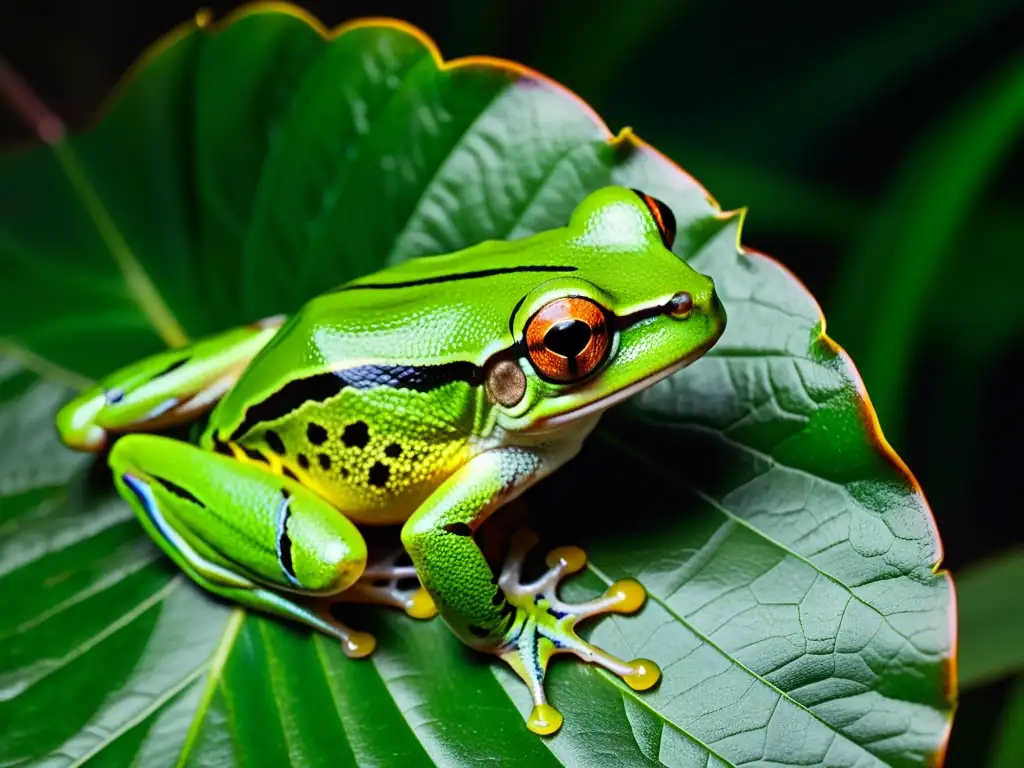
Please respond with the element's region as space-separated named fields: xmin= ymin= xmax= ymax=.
xmin=497 ymin=529 xmax=660 ymax=735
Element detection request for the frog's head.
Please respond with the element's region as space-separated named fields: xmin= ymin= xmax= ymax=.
xmin=491 ymin=186 xmax=726 ymax=433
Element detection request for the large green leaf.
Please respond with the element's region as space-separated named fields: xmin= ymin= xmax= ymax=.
xmin=0 ymin=4 xmax=955 ymax=766
xmin=955 ymin=548 xmax=1024 ymax=690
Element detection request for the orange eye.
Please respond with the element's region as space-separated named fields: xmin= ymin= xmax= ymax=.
xmin=631 ymin=189 xmax=677 ymax=250
xmin=525 ymin=297 xmax=610 ymax=382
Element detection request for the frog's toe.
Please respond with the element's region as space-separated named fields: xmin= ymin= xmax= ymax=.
xmin=337 ymin=548 xmax=438 ymax=620
xmin=496 ymin=529 xmax=661 ymax=735
xmin=307 ymin=602 xmax=377 ymax=658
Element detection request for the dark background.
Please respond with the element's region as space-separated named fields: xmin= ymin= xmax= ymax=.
xmin=1 ymin=0 xmax=1021 ymax=762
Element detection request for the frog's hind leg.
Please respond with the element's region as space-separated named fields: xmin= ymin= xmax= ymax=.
xmin=332 ymin=548 xmax=437 ymax=620
xmin=496 ymin=529 xmax=661 ymax=735
xmin=110 ymin=434 xmax=376 ymax=658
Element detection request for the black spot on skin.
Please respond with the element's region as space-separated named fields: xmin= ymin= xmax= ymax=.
xmin=297 ymin=453 xmax=310 ymax=470
xmin=307 ymin=422 xmax=327 ymax=445
xmin=340 ymin=467 xmax=350 ymax=479
xmin=501 ymin=607 xmax=518 ymax=634
xmin=548 ymin=607 xmax=568 ymax=619
xmin=242 ymin=446 xmax=268 ymax=465
xmin=155 ymin=357 xmax=190 ymax=379
xmin=469 ymin=624 xmax=491 ymax=639
xmin=282 ymin=466 xmax=299 ymax=481
xmin=318 ymin=453 xmax=331 ymax=470
xmin=277 ymin=491 xmax=297 ymax=581
xmin=492 ymin=590 xmax=504 ymax=606
xmin=229 ymin=362 xmax=487 ymax=442
xmin=342 ymin=421 xmax=370 ymax=449
xmin=396 ymin=577 xmax=419 ymax=592
xmin=444 ymin=522 xmax=472 ymax=536
xmin=265 ymin=430 xmax=286 ymax=455
xmin=368 ymin=461 xmax=390 ymax=488
xmin=153 ymin=476 xmax=205 ymax=508
xmin=499 ymin=599 xmax=516 ymax=622
xmin=385 ymin=442 xmax=402 ymax=458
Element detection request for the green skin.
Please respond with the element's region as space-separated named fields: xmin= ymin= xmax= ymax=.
xmin=56 ymin=186 xmax=726 ymax=735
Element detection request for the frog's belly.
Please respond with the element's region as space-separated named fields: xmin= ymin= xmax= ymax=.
xmin=228 ymin=384 xmax=479 ymax=525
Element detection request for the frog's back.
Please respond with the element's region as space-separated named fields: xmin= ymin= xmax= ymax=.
xmin=203 ymin=233 xmax=568 ymax=523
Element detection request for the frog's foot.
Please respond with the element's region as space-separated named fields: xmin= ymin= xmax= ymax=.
xmin=496 ymin=529 xmax=660 ymax=736
xmin=336 ymin=548 xmax=437 ymax=620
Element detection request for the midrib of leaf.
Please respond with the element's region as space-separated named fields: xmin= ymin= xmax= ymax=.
xmin=49 ymin=141 xmax=189 ymax=349
xmin=310 ymin=637 xmax=364 ymax=767
xmin=2 ymin=578 xmax=182 ymax=703
xmin=605 ymin=424 xmax=924 ymax=640
xmin=3 ymin=546 xmax=160 ymax=641
xmin=250 ymin=44 xmax=434 ymax=284
xmin=500 ymin=135 xmax=617 ymax=240
xmin=66 ymin=666 xmax=208 ymax=768
xmin=0 ymin=340 xmax=92 ymax=391
xmin=302 ymin=54 xmax=440 ymax=272
xmin=257 ymin=621 xmax=301 ymax=765
xmin=598 ymin=431 xmax=939 ymax=762
xmin=382 ymin=72 xmax=513 ymax=266
xmin=175 ymin=607 xmax=245 ymax=768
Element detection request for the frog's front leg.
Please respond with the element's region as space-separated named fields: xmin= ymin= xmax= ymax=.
xmin=401 ymin=447 xmax=660 ymax=736
xmin=110 ymin=433 xmax=376 ymax=658
xmin=57 ymin=314 xmax=284 ymax=452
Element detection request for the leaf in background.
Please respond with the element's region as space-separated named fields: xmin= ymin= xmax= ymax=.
xmin=0 ymin=4 xmax=955 ymax=765
xmin=827 ymin=52 xmax=1024 ymax=441
xmin=955 ymin=548 xmax=1024 ymax=690
xmin=651 ymin=142 xmax=867 ymax=240
xmin=988 ymin=676 xmax=1024 ymax=768
xmin=529 ymin=0 xmax=692 ymax=108
xmin=689 ymin=0 xmax=1022 ymax=169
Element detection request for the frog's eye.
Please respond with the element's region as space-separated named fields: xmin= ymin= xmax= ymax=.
xmin=525 ymin=297 xmax=611 ymax=382
xmin=630 ymin=189 xmax=677 ymax=250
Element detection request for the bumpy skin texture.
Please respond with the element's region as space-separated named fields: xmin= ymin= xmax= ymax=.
xmin=56 ymin=186 xmax=727 ymax=735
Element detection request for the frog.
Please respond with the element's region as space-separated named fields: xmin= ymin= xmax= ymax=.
xmin=56 ymin=185 xmax=726 ymax=736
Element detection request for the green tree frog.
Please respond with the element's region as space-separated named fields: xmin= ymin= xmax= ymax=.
xmin=56 ymin=186 xmax=726 ymax=736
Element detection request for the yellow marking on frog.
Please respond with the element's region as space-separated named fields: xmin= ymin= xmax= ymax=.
xmin=527 ymin=704 xmax=563 ymax=736
xmin=623 ymin=659 xmax=661 ymax=691
xmin=604 ymin=579 xmax=647 ymax=614
xmin=545 ymin=545 xmax=587 ymax=575
xmin=405 ymin=586 xmax=438 ymax=619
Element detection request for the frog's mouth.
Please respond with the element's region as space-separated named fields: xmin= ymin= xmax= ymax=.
xmin=525 ymin=336 xmax=719 ymax=433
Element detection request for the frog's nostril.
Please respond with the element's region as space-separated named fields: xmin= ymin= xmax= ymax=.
xmin=667 ymin=291 xmax=693 ymax=318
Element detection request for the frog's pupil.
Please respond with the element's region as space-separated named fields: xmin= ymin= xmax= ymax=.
xmin=545 ymin=319 xmax=591 ymax=358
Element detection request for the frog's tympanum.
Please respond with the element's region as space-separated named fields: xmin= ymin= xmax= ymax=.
xmin=57 ymin=187 xmax=726 ymax=735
